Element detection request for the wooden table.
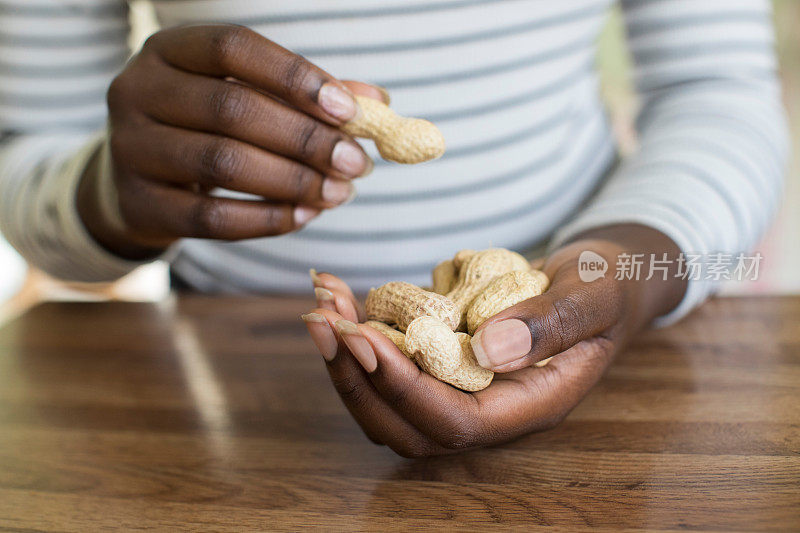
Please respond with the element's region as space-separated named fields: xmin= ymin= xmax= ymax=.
xmin=0 ymin=295 xmax=797 ymax=531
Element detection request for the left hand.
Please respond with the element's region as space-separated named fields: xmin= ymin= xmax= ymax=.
xmin=302 ymin=224 xmax=687 ymax=456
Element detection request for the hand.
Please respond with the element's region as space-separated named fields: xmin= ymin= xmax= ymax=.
xmin=470 ymin=224 xmax=687 ymax=372
xmin=79 ymin=25 xmax=384 ymax=258
xmin=302 ymin=225 xmax=687 ymax=456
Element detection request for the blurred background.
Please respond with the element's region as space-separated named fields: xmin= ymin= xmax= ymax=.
xmin=1 ymin=0 xmax=798 ymax=322
xmin=597 ymin=0 xmax=800 ymax=297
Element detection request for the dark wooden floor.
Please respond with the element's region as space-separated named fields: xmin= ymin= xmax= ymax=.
xmin=0 ymin=295 xmax=797 ymax=531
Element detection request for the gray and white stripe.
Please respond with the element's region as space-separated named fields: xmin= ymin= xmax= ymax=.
xmin=0 ymin=0 xmax=789 ymax=326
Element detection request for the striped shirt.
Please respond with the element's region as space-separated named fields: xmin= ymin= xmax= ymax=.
xmin=0 ymin=0 xmax=789 ymax=325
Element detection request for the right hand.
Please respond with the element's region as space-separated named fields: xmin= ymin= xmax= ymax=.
xmin=89 ymin=25 xmax=381 ymax=255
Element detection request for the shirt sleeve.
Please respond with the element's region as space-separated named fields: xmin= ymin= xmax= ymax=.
xmin=551 ymin=0 xmax=790 ymax=326
xmin=0 ymin=0 xmax=155 ymax=282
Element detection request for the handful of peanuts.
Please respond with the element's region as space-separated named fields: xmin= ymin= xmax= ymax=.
xmin=365 ymin=248 xmax=550 ymax=392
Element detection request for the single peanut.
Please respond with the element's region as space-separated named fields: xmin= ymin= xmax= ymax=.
xmin=529 ymin=269 xmax=551 ymax=292
xmin=466 ymin=270 xmax=548 ymax=334
xmin=446 ymin=248 xmax=531 ymax=329
xmin=431 ymin=249 xmax=479 ymax=295
xmin=364 ymin=320 xmax=411 ymax=359
xmin=452 ymin=249 xmax=477 ymax=269
xmin=365 ymin=281 xmax=460 ymax=331
xmin=342 ymin=95 xmax=445 ymax=164
xmin=368 ymin=317 xmax=483 ymax=387
xmin=404 ymin=316 xmax=493 ymax=392
xmin=431 ymin=259 xmax=457 ymax=295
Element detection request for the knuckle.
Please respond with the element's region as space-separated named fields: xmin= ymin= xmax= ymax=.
xmin=116 ymin=176 xmax=145 ymax=226
xmin=106 ymin=74 xmax=131 ymax=111
xmin=435 ymin=413 xmax=481 ymax=450
xmin=547 ymin=295 xmax=584 ymax=351
xmin=278 ymin=53 xmax=313 ymax=95
xmin=381 ymin=384 xmax=414 ymax=412
xmin=292 ymin=118 xmax=326 ymax=160
xmin=108 ymin=130 xmax=129 ymax=163
xmin=553 ymin=294 xmax=581 ymax=330
xmin=190 ymin=200 xmax=226 ymax=238
xmin=287 ymin=165 xmax=316 ymax=202
xmin=209 ymin=84 xmax=250 ymax=129
xmin=330 ymin=374 xmax=370 ymax=410
xmin=537 ymin=311 xmax=566 ymax=355
xmin=262 ymin=205 xmax=291 ymax=234
xmin=107 ymin=54 xmax=160 ymax=118
xmin=440 ymin=430 xmax=478 ymax=450
xmin=200 ymin=139 xmax=242 ymax=185
xmin=141 ymin=31 xmax=162 ymax=52
xmin=208 ymin=25 xmax=250 ymax=70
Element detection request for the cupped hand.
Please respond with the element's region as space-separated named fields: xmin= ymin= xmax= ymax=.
xmin=303 ymin=226 xmax=686 ymax=456
xmin=303 ymin=268 xmax=615 ymax=457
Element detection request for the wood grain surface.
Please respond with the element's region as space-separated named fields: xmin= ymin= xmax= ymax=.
xmin=0 ymin=295 xmax=797 ymax=531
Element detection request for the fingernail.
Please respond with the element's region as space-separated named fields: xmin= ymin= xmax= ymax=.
xmin=376 ymin=86 xmax=391 ymax=104
xmin=301 ymin=312 xmax=337 ymax=361
xmin=318 ymin=83 xmax=357 ymax=122
xmin=360 ymin=156 xmax=374 ymax=177
xmin=321 ymin=178 xmax=356 ymax=205
xmin=332 ymin=141 xmax=369 ymax=177
xmin=314 ymin=287 xmax=334 ymax=303
xmin=309 ymin=268 xmax=322 ymax=287
xmin=335 ymin=320 xmax=377 ymax=372
xmin=346 ymin=184 xmax=358 ymax=203
xmin=471 ymin=319 xmax=532 ymax=369
xmin=294 ymin=206 xmax=319 ymax=226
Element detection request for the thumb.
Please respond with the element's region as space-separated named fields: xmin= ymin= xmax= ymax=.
xmin=470 ymin=264 xmax=623 ymax=373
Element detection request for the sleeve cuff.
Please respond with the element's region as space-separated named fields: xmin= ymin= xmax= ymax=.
xmin=54 ymin=131 xmax=173 ymax=282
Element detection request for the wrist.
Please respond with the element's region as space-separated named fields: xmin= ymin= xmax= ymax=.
xmin=556 ymin=223 xmax=688 ymax=332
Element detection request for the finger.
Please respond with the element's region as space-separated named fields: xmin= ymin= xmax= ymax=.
xmin=301 ymin=310 xmax=339 ymax=362
xmin=303 ymin=310 xmax=446 ymax=456
xmin=117 ymin=176 xmax=318 ymax=241
xmin=310 ymin=270 xmax=365 ymax=322
xmin=471 ymin=262 xmax=623 ymax=372
xmin=301 ymin=310 xmax=382 ymax=445
xmin=529 ymin=257 xmax=546 ymax=271
xmin=313 ymin=287 xmax=337 ymax=312
xmin=343 ymin=322 xmax=485 ymax=450
xmin=319 ymin=286 xmax=359 ymax=323
xmin=330 ymin=288 xmax=360 ymax=324
xmin=314 ymin=282 xmax=361 ymax=323
xmin=139 ymin=67 xmax=371 ymax=179
xmin=148 ymin=25 xmax=359 ymax=125
xmin=111 ymin=122 xmax=355 ymax=208
xmin=341 ymin=80 xmax=390 ymax=104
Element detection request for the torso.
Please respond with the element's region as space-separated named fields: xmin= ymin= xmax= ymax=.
xmin=156 ymin=0 xmax=617 ymax=292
